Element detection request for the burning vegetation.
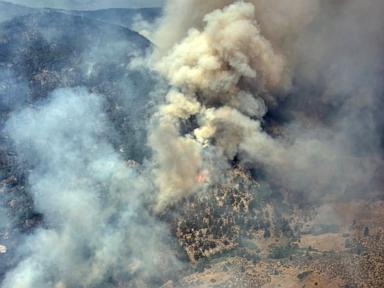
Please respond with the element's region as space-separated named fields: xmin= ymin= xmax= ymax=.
xmin=0 ymin=0 xmax=383 ymax=287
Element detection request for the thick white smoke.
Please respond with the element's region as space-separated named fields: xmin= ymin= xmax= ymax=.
xmin=2 ymin=88 xmax=180 ymax=287
xmin=150 ymin=0 xmax=384 ymax=209
xmin=150 ymin=2 xmax=290 ymax=210
xmin=153 ymin=0 xmax=319 ymax=59
xmin=1 ymin=0 xmax=383 ymax=286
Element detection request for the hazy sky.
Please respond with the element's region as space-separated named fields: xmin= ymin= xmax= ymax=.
xmin=4 ymin=0 xmax=165 ymax=9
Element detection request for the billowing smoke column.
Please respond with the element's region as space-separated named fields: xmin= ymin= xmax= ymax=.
xmin=150 ymin=1 xmax=293 ymax=210
xmin=150 ymin=0 xmax=384 ymax=210
xmin=1 ymin=0 xmax=383 ymax=286
xmin=153 ymin=0 xmax=319 ymax=59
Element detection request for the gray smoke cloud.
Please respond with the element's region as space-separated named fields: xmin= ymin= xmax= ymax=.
xmin=1 ymin=0 xmax=383 ymax=286
xmin=153 ymin=0 xmax=319 ymax=60
xmin=149 ymin=0 xmax=384 ymax=209
xmin=265 ymin=0 xmax=384 ymax=200
xmin=149 ymin=1 xmax=298 ymax=209
xmin=2 ymin=88 xmax=180 ymax=287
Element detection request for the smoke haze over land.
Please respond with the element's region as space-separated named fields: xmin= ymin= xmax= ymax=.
xmin=0 ymin=0 xmax=383 ymax=287
xmin=2 ymin=89 xmax=181 ymax=287
xmin=2 ymin=0 xmax=165 ymax=9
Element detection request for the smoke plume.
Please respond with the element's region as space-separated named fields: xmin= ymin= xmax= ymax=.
xmin=1 ymin=0 xmax=383 ymax=286
xmin=150 ymin=1 xmax=290 ymax=209
xmin=2 ymin=88 xmax=180 ymax=287
xmin=150 ymin=0 xmax=384 ymax=209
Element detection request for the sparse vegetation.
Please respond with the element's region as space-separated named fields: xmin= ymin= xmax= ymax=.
xmin=268 ymin=244 xmax=299 ymax=259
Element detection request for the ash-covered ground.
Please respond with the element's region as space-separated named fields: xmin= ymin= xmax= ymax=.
xmin=0 ymin=1 xmax=383 ymax=288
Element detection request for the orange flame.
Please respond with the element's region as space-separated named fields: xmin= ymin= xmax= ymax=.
xmin=195 ymin=170 xmax=209 ymax=184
